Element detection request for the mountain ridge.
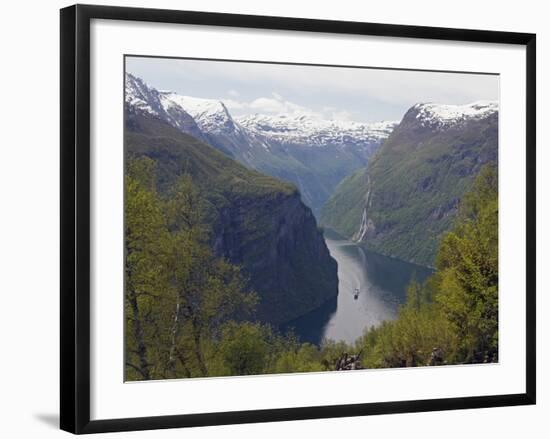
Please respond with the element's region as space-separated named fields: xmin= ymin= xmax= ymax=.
xmin=236 ymin=113 xmax=397 ymax=148
xmin=125 ymin=72 xmax=396 ymax=213
xmin=320 ymin=100 xmax=498 ymax=266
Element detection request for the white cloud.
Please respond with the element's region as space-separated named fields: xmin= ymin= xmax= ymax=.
xmin=223 ymin=99 xmax=248 ymax=110
xmin=225 ymin=94 xmax=320 ymax=118
xmin=249 ymin=97 xmax=287 ymax=113
xmin=223 ymin=92 xmax=363 ymax=122
xmin=127 ymin=56 xmax=499 ymax=122
xmin=152 ymin=59 xmax=498 ymax=107
xmin=326 ymin=110 xmax=355 ymax=121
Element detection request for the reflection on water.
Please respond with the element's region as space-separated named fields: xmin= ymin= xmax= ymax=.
xmin=281 ymin=229 xmax=432 ymax=345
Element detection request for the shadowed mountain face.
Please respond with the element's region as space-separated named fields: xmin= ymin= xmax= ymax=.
xmin=320 ymin=101 xmax=498 ymax=267
xmin=125 ymin=109 xmax=338 ymax=325
xmin=125 ymin=73 xmax=396 ymax=215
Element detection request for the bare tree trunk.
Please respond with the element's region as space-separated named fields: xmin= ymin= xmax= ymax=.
xmin=167 ymin=301 xmax=181 ymax=376
xmin=410 ymin=352 xmax=417 ymax=367
xmin=129 ymin=290 xmax=150 ymax=380
xmin=192 ymin=319 xmax=208 ymax=376
xmin=176 ymin=350 xmax=192 ymax=378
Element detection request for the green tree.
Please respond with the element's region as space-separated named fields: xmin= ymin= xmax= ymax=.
xmin=125 ymin=161 xmax=259 ymax=380
xmin=357 ymin=165 xmax=497 ymax=368
xmin=434 ymin=165 xmax=498 ymax=363
xmin=125 ymin=158 xmax=172 ymax=380
xmin=217 ymin=322 xmax=271 ymax=376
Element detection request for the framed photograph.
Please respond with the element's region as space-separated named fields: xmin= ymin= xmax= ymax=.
xmin=60 ymin=4 xmax=536 ymax=434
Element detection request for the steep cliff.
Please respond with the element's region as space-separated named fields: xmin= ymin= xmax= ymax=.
xmin=319 ymin=167 xmax=369 ymax=239
xmin=125 ymin=109 xmax=338 ymax=324
xmin=320 ymin=101 xmax=498 ymax=266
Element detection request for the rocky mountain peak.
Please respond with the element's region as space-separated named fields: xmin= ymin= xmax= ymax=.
xmin=125 ymin=73 xmax=164 ymax=117
xmin=159 ymin=93 xmax=238 ymax=135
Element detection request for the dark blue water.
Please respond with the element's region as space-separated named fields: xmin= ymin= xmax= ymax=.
xmin=281 ymin=230 xmax=432 ymax=345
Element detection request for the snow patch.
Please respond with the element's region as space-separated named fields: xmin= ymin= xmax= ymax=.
xmin=237 ymin=113 xmax=398 ymax=147
xmin=125 ymin=72 xmax=397 ymax=148
xmin=159 ymin=93 xmax=234 ymax=134
xmin=125 ymin=73 xmax=160 ymax=116
xmin=413 ymin=101 xmax=498 ymax=128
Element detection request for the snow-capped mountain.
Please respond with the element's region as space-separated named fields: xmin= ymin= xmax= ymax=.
xmin=125 ymin=73 xmax=163 ymax=116
xmin=156 ymin=91 xmax=257 ymax=162
xmin=159 ymin=93 xmax=243 ymax=136
xmin=125 ymin=73 xmax=205 ymax=140
xmin=237 ymin=114 xmax=397 ymax=148
xmin=126 ymin=73 xmax=396 ymax=153
xmin=412 ymin=101 xmax=498 ymax=129
xmin=321 ymin=99 xmax=498 ymax=266
xmin=124 ymin=72 xmax=396 ymax=213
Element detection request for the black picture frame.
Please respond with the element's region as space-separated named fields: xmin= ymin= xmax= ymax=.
xmin=60 ymin=4 xmax=536 ymax=434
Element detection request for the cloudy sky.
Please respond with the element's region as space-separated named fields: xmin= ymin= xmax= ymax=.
xmin=126 ymin=56 xmax=499 ymax=123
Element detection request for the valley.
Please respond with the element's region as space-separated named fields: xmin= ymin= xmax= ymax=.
xmin=125 ymin=72 xmax=498 ymax=344
xmin=126 ymin=73 xmax=396 ymax=214
xmin=281 ymin=229 xmax=432 ymax=345
xmin=125 ymin=110 xmax=339 ymax=325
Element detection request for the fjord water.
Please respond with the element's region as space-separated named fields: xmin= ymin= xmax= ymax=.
xmin=282 ymin=229 xmax=432 ymax=345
